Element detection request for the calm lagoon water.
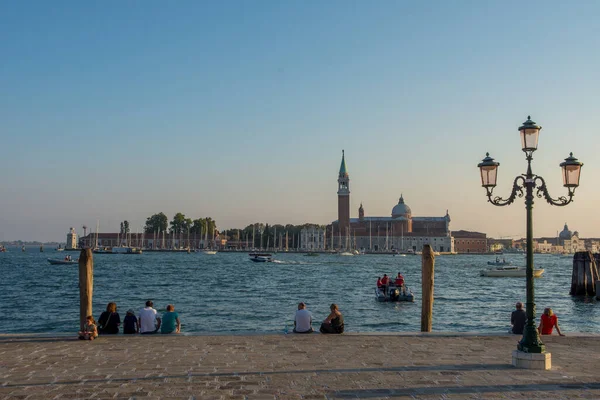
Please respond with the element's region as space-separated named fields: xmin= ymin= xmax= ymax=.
xmin=0 ymin=248 xmax=598 ymax=334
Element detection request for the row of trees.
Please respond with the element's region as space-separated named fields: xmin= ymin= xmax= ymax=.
xmin=143 ymin=214 xmax=326 ymax=248
xmin=144 ymin=213 xmax=217 ymax=236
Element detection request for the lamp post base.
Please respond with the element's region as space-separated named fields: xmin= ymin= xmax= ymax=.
xmin=512 ymin=350 xmax=551 ymax=370
xmin=517 ymin=325 xmax=545 ymax=354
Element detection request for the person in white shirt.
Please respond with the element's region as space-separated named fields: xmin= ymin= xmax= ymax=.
xmin=138 ymin=300 xmax=161 ymax=334
xmin=294 ymin=302 xmax=313 ymax=333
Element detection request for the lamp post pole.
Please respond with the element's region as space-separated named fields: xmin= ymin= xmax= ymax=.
xmin=478 ymin=116 xmax=583 ymax=353
xmin=522 ymin=155 xmax=544 ymax=352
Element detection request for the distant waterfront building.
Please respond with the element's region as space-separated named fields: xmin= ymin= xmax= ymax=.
xmin=452 ymin=230 xmax=488 ymax=253
xmin=300 ymin=226 xmax=326 ymax=251
xmin=327 ymin=151 xmax=454 ymax=253
xmin=66 ymin=227 xmax=78 ymax=250
xmin=511 ymin=223 xmax=588 ymax=254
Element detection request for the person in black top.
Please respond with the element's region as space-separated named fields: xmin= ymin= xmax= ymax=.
xmin=320 ymin=303 xmax=344 ymax=334
xmin=511 ymin=302 xmax=527 ymax=334
xmin=98 ymin=302 xmax=121 ymax=334
xmin=123 ymin=309 xmax=138 ymax=334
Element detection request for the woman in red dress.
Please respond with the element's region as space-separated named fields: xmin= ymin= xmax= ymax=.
xmin=538 ymin=307 xmax=565 ymax=336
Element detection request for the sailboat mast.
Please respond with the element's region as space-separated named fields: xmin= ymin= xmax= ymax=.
xmin=385 ymin=222 xmax=389 ymax=251
xmin=95 ymin=220 xmax=99 ymax=250
xmin=369 ymin=219 xmax=372 ymax=251
xmin=401 ymin=224 xmax=404 ymax=252
xmin=330 ymin=227 xmax=333 ymax=251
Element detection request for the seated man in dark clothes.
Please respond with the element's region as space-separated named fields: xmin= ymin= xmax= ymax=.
xmin=123 ymin=309 xmax=138 ymax=334
xmin=511 ymin=302 xmax=527 ymax=334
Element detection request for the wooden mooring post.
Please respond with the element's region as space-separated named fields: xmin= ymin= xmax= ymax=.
xmin=421 ymin=244 xmax=435 ymax=332
xmin=570 ymin=251 xmax=599 ymax=296
xmin=78 ymin=249 xmax=94 ymax=330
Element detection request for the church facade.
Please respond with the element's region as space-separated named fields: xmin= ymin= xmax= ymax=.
xmin=328 ymin=151 xmax=455 ymax=253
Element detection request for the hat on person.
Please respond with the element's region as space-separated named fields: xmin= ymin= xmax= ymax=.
xmin=127 ymin=309 xmax=135 ymax=315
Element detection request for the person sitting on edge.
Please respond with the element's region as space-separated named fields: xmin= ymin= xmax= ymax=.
xmin=320 ymin=303 xmax=344 ymax=334
xmin=139 ymin=300 xmax=161 ymax=334
xmin=78 ymin=315 xmax=98 ymax=340
xmin=294 ymin=302 xmax=313 ymax=333
xmin=98 ymin=302 xmax=121 ymax=334
xmin=538 ymin=307 xmax=565 ymax=336
xmin=395 ymin=273 xmax=405 ymax=294
xmin=161 ymin=304 xmax=181 ymax=334
xmin=123 ymin=309 xmax=138 ymax=334
xmin=510 ymin=302 xmax=527 ymax=334
xmin=376 ymin=277 xmax=383 ymax=291
xmin=381 ymin=274 xmax=390 ymax=296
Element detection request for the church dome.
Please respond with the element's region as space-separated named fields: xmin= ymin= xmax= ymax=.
xmin=559 ymin=223 xmax=572 ymax=240
xmin=392 ymin=194 xmax=412 ymax=217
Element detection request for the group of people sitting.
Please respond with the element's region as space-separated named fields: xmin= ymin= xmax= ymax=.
xmin=376 ymin=273 xmax=406 ymax=296
xmin=293 ymin=303 xmax=344 ymax=334
xmin=510 ymin=302 xmax=565 ymax=336
xmin=78 ymin=300 xmax=181 ymax=340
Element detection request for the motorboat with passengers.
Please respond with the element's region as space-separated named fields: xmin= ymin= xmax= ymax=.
xmin=249 ymin=253 xmax=273 ymax=262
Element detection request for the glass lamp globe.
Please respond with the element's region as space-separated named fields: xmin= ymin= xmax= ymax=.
xmin=478 ymin=153 xmax=500 ymax=188
xmin=519 ymin=116 xmax=541 ymax=153
xmin=560 ymin=153 xmax=583 ymax=188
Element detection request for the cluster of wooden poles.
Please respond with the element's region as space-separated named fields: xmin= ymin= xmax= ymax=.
xmin=570 ymin=251 xmax=600 ymax=298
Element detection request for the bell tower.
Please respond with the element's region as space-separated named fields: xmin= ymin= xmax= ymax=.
xmin=337 ymin=150 xmax=350 ymax=238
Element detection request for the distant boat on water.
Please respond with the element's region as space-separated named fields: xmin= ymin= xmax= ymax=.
xmin=47 ymin=258 xmax=78 ymax=265
xmin=480 ymin=266 xmax=544 ymax=278
xmin=249 ymin=253 xmax=272 ymax=262
xmin=93 ymin=246 xmax=142 ymax=254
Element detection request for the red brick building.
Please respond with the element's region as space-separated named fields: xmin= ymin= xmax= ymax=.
xmin=452 ymin=230 xmax=487 ymax=253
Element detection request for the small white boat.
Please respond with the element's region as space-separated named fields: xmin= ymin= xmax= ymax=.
xmin=203 ymin=250 xmax=217 ymax=255
xmin=249 ymin=253 xmax=272 ymax=262
xmin=339 ymin=251 xmax=354 ymax=256
xmin=112 ymin=246 xmax=143 ymax=254
xmin=480 ymin=266 xmax=544 ymax=278
xmin=47 ymin=258 xmax=78 ymax=265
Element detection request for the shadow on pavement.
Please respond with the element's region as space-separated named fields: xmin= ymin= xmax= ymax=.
xmin=330 ymin=383 xmax=600 ymax=398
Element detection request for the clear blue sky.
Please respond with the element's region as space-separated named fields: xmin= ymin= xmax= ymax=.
xmin=1 ymin=1 xmax=598 ymax=242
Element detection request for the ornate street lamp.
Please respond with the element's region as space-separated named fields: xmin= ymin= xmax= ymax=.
xmin=478 ymin=116 xmax=583 ymax=353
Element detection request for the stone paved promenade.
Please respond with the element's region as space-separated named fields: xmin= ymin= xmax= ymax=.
xmin=1 ymin=334 xmax=600 ymax=399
